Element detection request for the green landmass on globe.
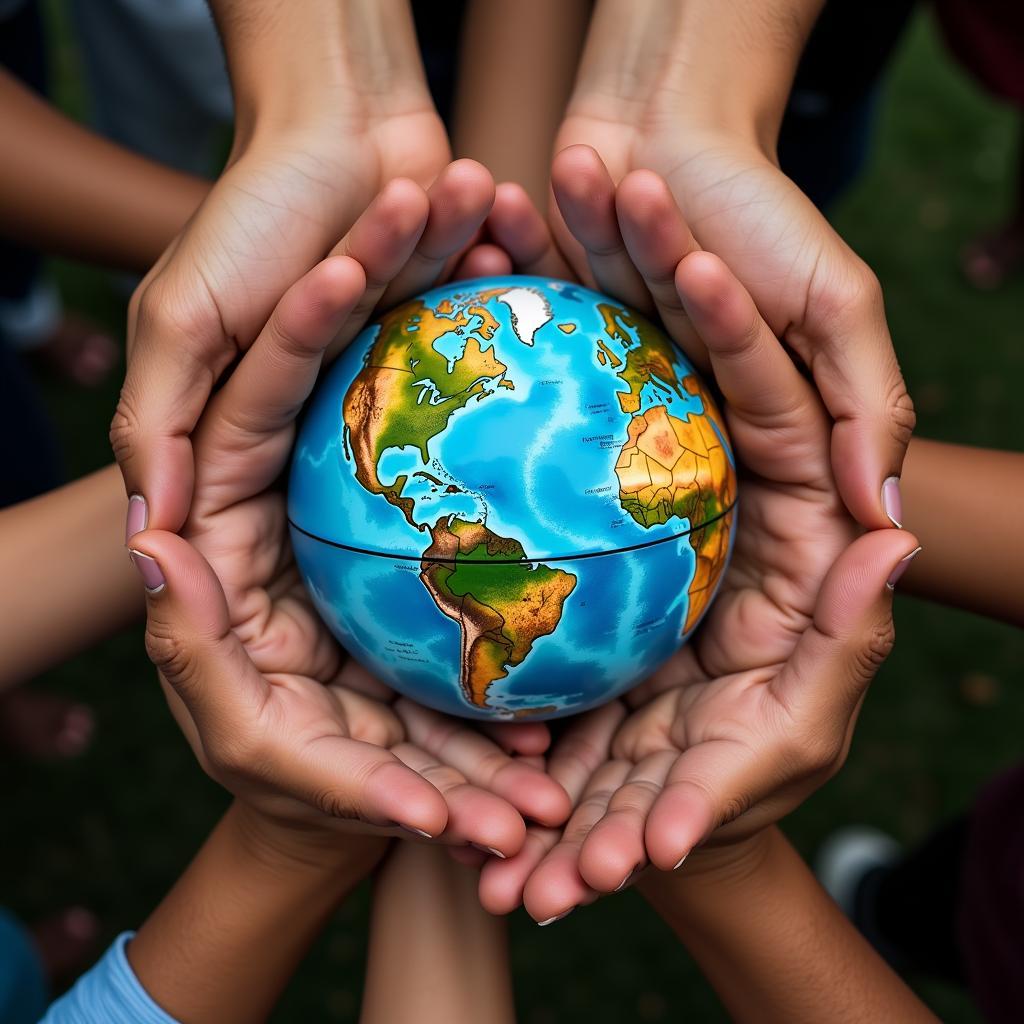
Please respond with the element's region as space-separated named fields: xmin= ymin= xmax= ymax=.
xmin=332 ymin=280 xmax=735 ymax=712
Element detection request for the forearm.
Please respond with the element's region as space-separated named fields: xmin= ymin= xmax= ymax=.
xmin=362 ymin=843 xmax=515 ymax=1024
xmin=575 ymin=0 xmax=823 ymax=148
xmin=454 ymin=0 xmax=590 ymax=208
xmin=0 ymin=465 xmax=141 ymax=689
xmin=129 ymin=803 xmax=385 ymax=1024
xmin=0 ymin=70 xmax=207 ymax=271
xmin=212 ymin=0 xmax=428 ymax=145
xmin=638 ymin=828 xmax=937 ymax=1024
xmin=900 ymin=437 xmax=1024 ymax=625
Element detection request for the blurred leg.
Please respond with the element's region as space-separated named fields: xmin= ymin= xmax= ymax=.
xmin=361 ymin=842 xmax=516 ymax=1024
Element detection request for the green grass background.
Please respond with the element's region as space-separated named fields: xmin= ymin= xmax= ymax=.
xmin=5 ymin=10 xmax=1023 ymax=1023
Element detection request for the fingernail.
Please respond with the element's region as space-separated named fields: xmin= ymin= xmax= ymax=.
xmin=538 ymin=909 xmax=573 ymax=927
xmin=472 ymin=843 xmax=507 ymax=859
xmin=128 ymin=549 xmax=165 ymax=593
xmin=881 ymin=476 xmax=903 ymax=529
xmin=126 ymin=494 xmax=148 ymax=543
xmin=614 ymin=864 xmax=642 ymax=892
xmin=886 ymin=546 xmax=922 ymax=591
xmin=673 ymin=853 xmax=688 ymax=870
xmin=400 ymin=825 xmax=434 ymax=840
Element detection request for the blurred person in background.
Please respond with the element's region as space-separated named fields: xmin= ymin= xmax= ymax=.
xmin=0 ymin=0 xmax=116 ymax=389
xmin=933 ymin=1 xmax=1024 ymax=288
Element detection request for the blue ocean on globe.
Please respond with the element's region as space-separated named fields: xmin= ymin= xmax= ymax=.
xmin=289 ymin=276 xmax=737 ymax=720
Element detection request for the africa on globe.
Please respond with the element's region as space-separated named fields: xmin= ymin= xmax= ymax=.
xmin=288 ymin=277 xmax=737 ymax=721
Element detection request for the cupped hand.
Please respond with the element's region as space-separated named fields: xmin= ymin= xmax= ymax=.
xmin=553 ymin=100 xmax=916 ymax=529
xmin=112 ymin=50 xmax=485 ymax=537
xmin=127 ymin=190 xmax=570 ymax=853
xmin=515 ymin=185 xmax=921 ymax=919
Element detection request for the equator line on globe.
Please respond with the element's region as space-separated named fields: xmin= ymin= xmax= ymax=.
xmin=288 ymin=276 xmax=737 ymax=721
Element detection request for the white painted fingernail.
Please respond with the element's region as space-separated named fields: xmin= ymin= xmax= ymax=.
xmin=614 ymin=864 xmax=642 ymax=892
xmin=673 ymin=853 xmax=688 ymax=870
xmin=400 ymin=825 xmax=434 ymax=839
xmin=538 ymin=909 xmax=573 ymax=927
xmin=472 ymin=843 xmax=507 ymax=859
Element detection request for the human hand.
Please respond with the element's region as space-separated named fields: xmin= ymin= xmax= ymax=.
xmin=127 ymin=198 xmax=571 ymax=853
xmin=112 ymin=17 xmax=486 ymax=537
xmin=553 ymin=82 xmax=915 ymax=530
xmin=509 ymin=180 xmax=920 ymax=921
xmin=453 ymin=181 xmax=576 ymax=281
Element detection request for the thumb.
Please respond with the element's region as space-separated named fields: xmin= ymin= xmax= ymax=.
xmin=127 ymin=531 xmax=450 ymax=836
xmin=127 ymin=529 xmax=269 ymax=743
xmin=773 ymin=528 xmax=922 ymax=721
xmin=643 ymin=531 xmax=921 ymax=870
xmin=114 ymin=277 xmax=237 ymax=538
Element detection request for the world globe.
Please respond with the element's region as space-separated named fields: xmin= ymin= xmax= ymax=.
xmin=288 ymin=276 xmax=737 ymax=721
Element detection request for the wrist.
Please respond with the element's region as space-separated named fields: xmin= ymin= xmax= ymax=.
xmin=227 ymin=801 xmax=387 ymax=885
xmin=218 ymin=0 xmax=429 ymax=153
xmin=638 ymin=827 xmax=777 ymax=903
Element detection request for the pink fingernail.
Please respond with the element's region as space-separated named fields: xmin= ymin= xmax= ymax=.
xmin=538 ymin=909 xmax=573 ymax=927
xmin=886 ymin=546 xmax=922 ymax=591
xmin=673 ymin=853 xmax=688 ymax=870
xmin=128 ymin=549 xmax=166 ymax=593
xmin=881 ymin=477 xmax=903 ymax=529
xmin=126 ymin=494 xmax=148 ymax=543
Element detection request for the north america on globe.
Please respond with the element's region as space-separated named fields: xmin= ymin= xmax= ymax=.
xmin=288 ymin=276 xmax=737 ymax=720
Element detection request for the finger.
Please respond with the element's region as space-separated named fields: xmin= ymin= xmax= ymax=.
xmin=191 ymin=255 xmax=366 ymax=515
xmin=643 ymin=529 xmax=922 ymax=870
xmin=773 ymin=528 xmax=922 ymax=719
xmin=380 ymin=159 xmax=496 ymax=305
xmin=675 ymin=250 xmax=831 ymax=488
xmin=113 ymin=281 xmax=234 ymax=536
xmin=796 ymin=265 xmax=916 ymax=530
xmin=475 ymin=704 xmax=626 ymax=913
xmin=478 ymin=826 xmax=563 ymax=915
xmin=485 ymin=182 xmax=575 ymax=279
xmin=546 ymin=701 xmax=628 ymax=804
xmin=578 ymin=750 xmax=676 ymax=892
xmin=480 ymin=720 xmax=552 ymax=757
xmin=448 ymin=845 xmax=489 ymax=868
xmin=128 ymin=530 xmax=448 ymax=837
xmin=522 ymin=760 xmax=631 ymax=924
xmin=396 ymin=699 xmax=571 ymax=826
xmin=452 ymin=242 xmax=513 ymax=280
xmin=551 ymin=145 xmax=650 ymax=311
xmin=391 ymin=742 xmax=526 ymax=858
xmin=327 ymin=177 xmax=430 ymax=355
xmin=615 ymin=170 xmax=707 ymax=366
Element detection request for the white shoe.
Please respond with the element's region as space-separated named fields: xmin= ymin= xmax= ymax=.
xmin=815 ymin=826 xmax=902 ymax=919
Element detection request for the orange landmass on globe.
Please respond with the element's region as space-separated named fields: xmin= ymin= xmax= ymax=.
xmin=614 ymin=400 xmax=735 ymax=528
xmin=683 ymin=513 xmax=733 ymax=634
xmin=419 ymin=516 xmax=576 ymax=710
xmin=613 ymin=386 xmax=736 ymax=635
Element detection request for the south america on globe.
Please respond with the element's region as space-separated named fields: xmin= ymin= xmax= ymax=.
xmin=288 ymin=276 xmax=737 ymax=721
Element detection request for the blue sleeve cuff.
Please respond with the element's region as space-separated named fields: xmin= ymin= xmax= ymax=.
xmin=39 ymin=932 xmax=180 ymax=1024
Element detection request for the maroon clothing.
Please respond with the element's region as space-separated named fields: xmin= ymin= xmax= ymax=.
xmin=934 ymin=1 xmax=1024 ymax=107
xmin=958 ymin=760 xmax=1024 ymax=1023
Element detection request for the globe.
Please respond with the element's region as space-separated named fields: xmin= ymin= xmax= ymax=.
xmin=288 ymin=276 xmax=737 ymax=721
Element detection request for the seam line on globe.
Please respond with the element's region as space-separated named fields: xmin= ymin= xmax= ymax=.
xmin=286 ymin=502 xmax=737 ymax=565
